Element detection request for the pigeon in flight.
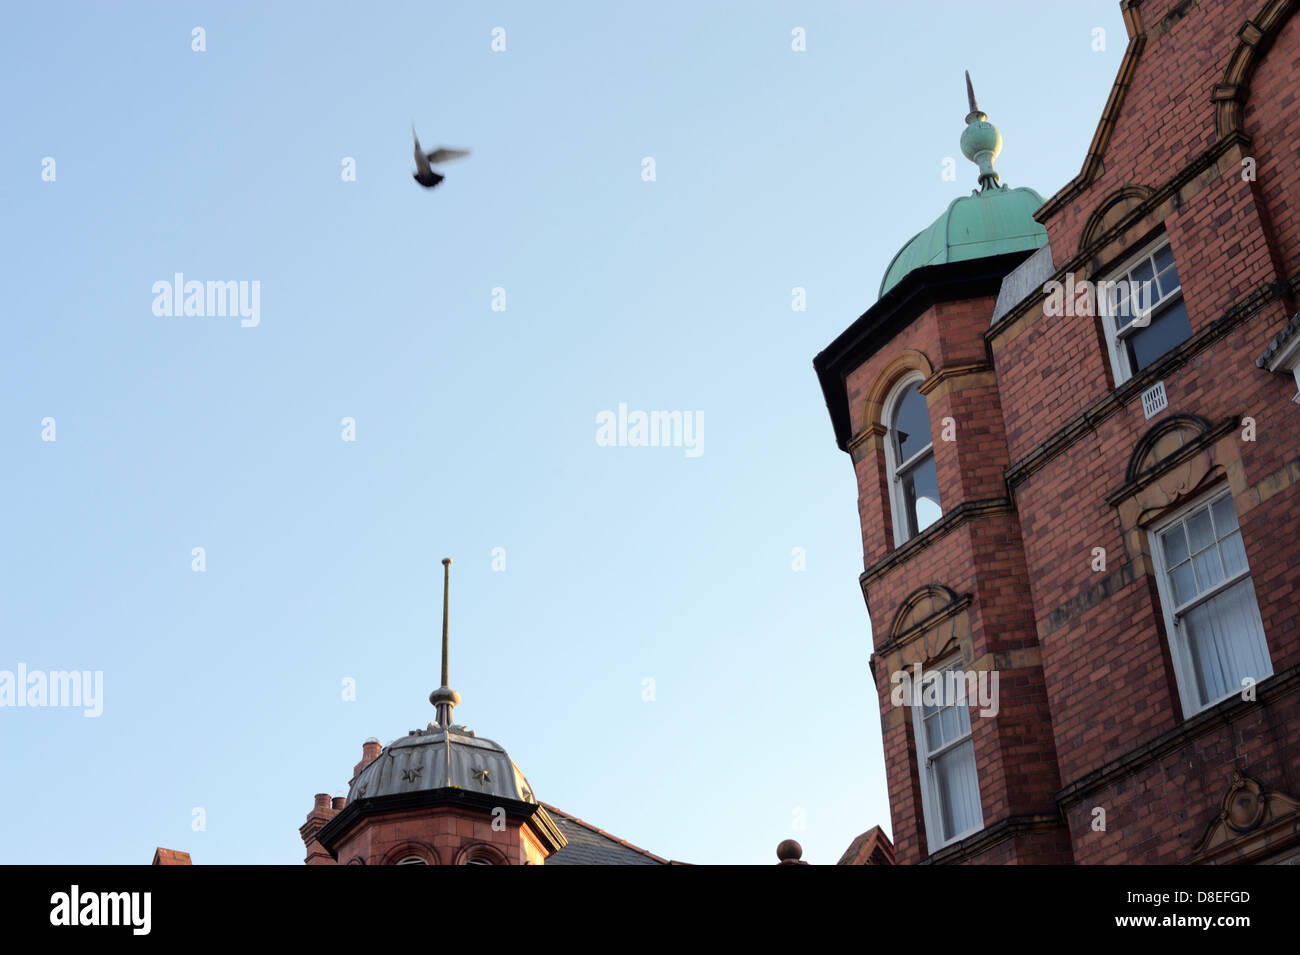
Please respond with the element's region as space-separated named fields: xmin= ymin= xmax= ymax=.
xmin=412 ymin=126 xmax=470 ymax=189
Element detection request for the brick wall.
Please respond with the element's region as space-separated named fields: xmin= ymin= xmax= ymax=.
xmin=827 ymin=0 xmax=1300 ymax=865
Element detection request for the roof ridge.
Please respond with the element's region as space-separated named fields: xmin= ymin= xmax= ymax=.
xmin=539 ymin=802 xmax=670 ymax=864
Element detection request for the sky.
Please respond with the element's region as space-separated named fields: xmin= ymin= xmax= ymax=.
xmin=0 ymin=1 xmax=1127 ymax=865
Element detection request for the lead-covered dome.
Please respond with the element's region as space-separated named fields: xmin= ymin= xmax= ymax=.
xmin=346 ymin=723 xmax=538 ymax=805
xmin=879 ymin=184 xmax=1047 ymax=297
xmin=879 ymin=73 xmax=1048 ymax=298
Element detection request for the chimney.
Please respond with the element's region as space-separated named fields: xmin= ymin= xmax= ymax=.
xmin=353 ymin=738 xmax=382 ymax=779
xmin=152 ymin=847 xmax=193 ymax=865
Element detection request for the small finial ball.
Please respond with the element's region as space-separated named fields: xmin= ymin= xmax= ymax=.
xmin=442 ymin=557 xmax=452 ymax=566
xmin=776 ymin=839 xmax=803 ymax=862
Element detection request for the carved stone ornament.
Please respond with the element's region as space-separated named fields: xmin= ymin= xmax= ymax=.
xmin=1191 ymin=771 xmax=1300 ymax=864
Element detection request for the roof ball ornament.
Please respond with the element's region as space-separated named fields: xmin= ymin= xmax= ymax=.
xmin=776 ymin=839 xmax=808 ymax=865
xmin=960 ymin=71 xmax=1004 ymax=192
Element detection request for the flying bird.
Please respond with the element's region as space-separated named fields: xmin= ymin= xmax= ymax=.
xmin=411 ymin=126 xmax=470 ymax=189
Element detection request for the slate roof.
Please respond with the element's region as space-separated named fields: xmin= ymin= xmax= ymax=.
xmin=1256 ymin=310 xmax=1300 ymax=367
xmin=541 ymin=803 xmax=669 ymax=865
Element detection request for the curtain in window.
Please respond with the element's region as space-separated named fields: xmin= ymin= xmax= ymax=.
xmin=1182 ymin=577 xmax=1270 ymax=706
xmin=934 ymin=739 xmax=981 ymax=842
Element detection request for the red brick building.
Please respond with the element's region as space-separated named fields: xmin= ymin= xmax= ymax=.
xmin=817 ymin=0 xmax=1300 ymax=865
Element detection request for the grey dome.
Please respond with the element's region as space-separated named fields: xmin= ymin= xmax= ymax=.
xmin=347 ymin=723 xmax=537 ymax=805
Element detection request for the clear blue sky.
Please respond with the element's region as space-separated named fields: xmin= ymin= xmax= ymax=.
xmin=1 ymin=1 xmax=1125 ymax=864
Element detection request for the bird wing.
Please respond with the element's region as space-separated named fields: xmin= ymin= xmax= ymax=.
xmin=412 ymin=127 xmax=432 ymax=174
xmin=426 ymin=147 xmax=470 ymax=164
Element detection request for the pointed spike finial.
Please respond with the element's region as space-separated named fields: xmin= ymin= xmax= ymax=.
xmin=429 ymin=557 xmax=461 ymax=727
xmin=960 ymin=71 xmax=1003 ymax=191
xmin=440 ymin=557 xmax=451 ymax=687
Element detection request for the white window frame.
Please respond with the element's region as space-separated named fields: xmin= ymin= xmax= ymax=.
xmin=1148 ymin=487 xmax=1273 ymax=718
xmin=910 ymin=657 xmax=984 ymax=854
xmin=883 ymin=372 xmax=940 ymax=547
xmin=1097 ymin=237 xmax=1189 ymax=385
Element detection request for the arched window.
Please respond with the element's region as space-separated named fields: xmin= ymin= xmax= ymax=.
xmin=884 ymin=374 xmax=942 ymax=545
xmin=395 ymin=855 xmax=429 ymax=865
xmin=456 ymin=843 xmax=506 ymax=865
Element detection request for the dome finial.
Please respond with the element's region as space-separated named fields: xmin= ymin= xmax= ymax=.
xmin=960 ymin=71 xmax=1003 ymax=191
xmin=428 ymin=557 xmax=461 ymax=727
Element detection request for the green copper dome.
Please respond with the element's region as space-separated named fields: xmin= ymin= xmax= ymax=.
xmin=878 ymin=74 xmax=1048 ymax=298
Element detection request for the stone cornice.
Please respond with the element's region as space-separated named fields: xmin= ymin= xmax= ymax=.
xmin=316 ymin=787 xmax=566 ymax=859
xmin=859 ymin=498 xmax=1013 ymax=593
xmin=918 ymin=361 xmax=994 ymax=396
xmin=918 ymin=813 xmax=1064 ymax=865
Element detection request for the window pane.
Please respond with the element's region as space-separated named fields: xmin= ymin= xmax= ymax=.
xmin=948 ymin=669 xmax=968 ymax=707
xmin=1152 ymin=244 xmax=1174 ymax=275
xmin=1220 ymin=531 xmax=1248 ymax=579
xmin=902 ymin=455 xmax=942 ymax=536
xmin=1128 ymin=298 xmax=1192 ymax=371
xmin=893 ymin=385 xmax=932 ymax=462
xmin=935 ymin=740 xmax=981 ymax=842
xmin=924 ymin=713 xmax=941 ymax=752
xmin=1182 ymin=579 xmax=1270 ymax=708
xmin=920 ymin=686 xmax=938 ymax=720
xmin=1187 ymin=508 xmax=1215 ymax=554
xmin=1131 ymin=258 xmax=1154 ymax=288
xmin=1161 ymin=525 xmax=1189 ymax=567
xmin=954 ymin=697 xmax=971 ymax=735
xmin=940 ymin=704 xmax=958 ymax=743
xmin=1171 ymin=562 xmax=1197 ymax=605
xmin=1192 ymin=548 xmax=1224 ymax=593
xmin=1211 ymin=494 xmax=1239 ymax=535
xmin=1113 ymin=283 xmax=1133 ymax=328
xmin=1155 ymin=263 xmax=1180 ymax=299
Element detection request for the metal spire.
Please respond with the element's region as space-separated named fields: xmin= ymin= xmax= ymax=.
xmin=428 ymin=558 xmax=461 ymax=728
xmin=960 ymin=70 xmax=1003 ymax=191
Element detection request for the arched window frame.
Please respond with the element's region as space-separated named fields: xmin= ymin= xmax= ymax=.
xmin=380 ymin=842 xmax=439 ymax=865
xmin=882 ymin=371 xmax=941 ymax=546
xmin=455 ymin=842 xmax=508 ymax=866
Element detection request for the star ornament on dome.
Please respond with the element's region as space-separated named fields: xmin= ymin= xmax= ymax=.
xmin=401 ymin=765 xmax=423 ymax=783
xmin=473 ymin=768 xmax=490 ymax=785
